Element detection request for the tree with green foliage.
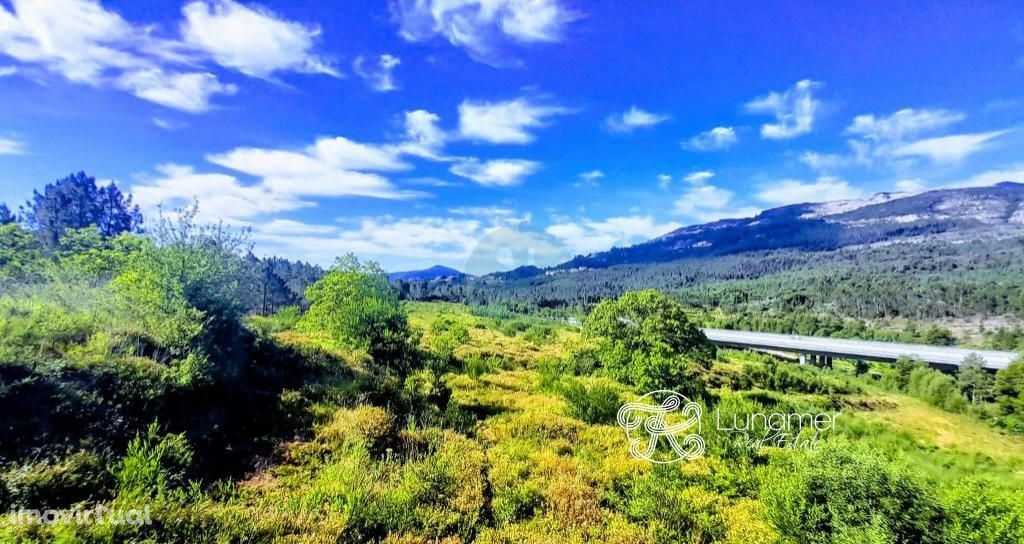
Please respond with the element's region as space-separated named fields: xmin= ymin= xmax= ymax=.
xmin=22 ymin=172 xmax=142 ymax=247
xmin=300 ymin=254 xmax=418 ymax=377
xmin=0 ymin=223 xmax=44 ymax=281
xmin=957 ymin=353 xmax=992 ymax=405
xmin=995 ymin=359 xmax=1024 ymax=431
xmin=581 ymin=289 xmax=715 ymax=395
xmin=0 ymin=203 xmax=15 ymax=225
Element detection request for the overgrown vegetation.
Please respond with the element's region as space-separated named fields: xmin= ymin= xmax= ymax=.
xmin=2 ymin=176 xmax=1024 ymax=542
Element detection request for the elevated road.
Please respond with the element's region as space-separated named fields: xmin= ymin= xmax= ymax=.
xmin=702 ymin=328 xmax=1020 ymax=370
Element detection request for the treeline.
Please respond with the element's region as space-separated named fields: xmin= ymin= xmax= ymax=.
xmin=1 ymin=172 xmax=324 ymax=314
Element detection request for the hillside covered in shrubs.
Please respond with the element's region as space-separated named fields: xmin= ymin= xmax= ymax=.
xmin=2 ymin=174 xmax=1024 ymax=543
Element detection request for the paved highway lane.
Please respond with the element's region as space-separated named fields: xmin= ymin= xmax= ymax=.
xmin=702 ymin=328 xmax=1020 ymax=370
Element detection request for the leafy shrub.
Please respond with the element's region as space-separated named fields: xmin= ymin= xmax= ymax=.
xmin=906 ymin=366 xmax=968 ymax=412
xmin=743 ymin=360 xmax=861 ymax=395
xmin=521 ymin=324 xmax=554 ymax=344
xmin=581 ymin=290 xmax=715 ymax=395
xmin=115 ymin=422 xmax=194 ymax=501
xmin=2 ymin=451 xmax=112 ymax=509
xmin=300 ymin=255 xmax=419 ymax=377
xmin=429 ymin=316 xmax=471 ymax=362
xmin=320 ymin=405 xmax=396 ymax=455
xmin=761 ymin=440 xmax=944 ymax=544
xmin=941 ymin=480 xmax=1024 ymax=543
xmin=557 ymin=378 xmax=621 ymax=425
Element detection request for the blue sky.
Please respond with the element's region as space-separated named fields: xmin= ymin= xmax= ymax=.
xmin=2 ymin=0 xmax=1024 ymax=271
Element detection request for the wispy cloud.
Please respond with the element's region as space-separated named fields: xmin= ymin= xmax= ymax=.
xmin=755 ymin=176 xmax=863 ymax=206
xmin=602 ymin=106 xmax=670 ymax=133
xmin=546 ymin=215 xmax=681 ymax=256
xmin=682 ymin=126 xmax=737 ymax=151
xmin=457 ymin=97 xmax=571 ymax=144
xmin=0 ymin=136 xmax=26 ymax=155
xmin=392 ymin=0 xmax=576 ymax=67
xmin=683 ymin=170 xmax=715 ymax=184
xmin=574 ymin=169 xmax=604 ymax=187
xmin=891 ymin=130 xmax=1009 ymax=164
xmin=353 ymin=54 xmax=400 ymax=92
xmin=745 ymin=79 xmax=822 ymax=140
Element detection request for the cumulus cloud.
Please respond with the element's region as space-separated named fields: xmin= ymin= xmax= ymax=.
xmin=450 ymin=158 xmax=540 ymax=186
xmin=0 ymin=0 xmax=333 ymax=112
xmin=744 ymin=79 xmax=821 ymax=140
xmin=180 ymin=0 xmax=337 ymax=78
xmin=682 ymin=126 xmax=737 ymax=151
xmin=0 ymin=136 xmax=26 ymax=155
xmin=392 ymin=0 xmax=576 ymax=66
xmin=457 ymin=97 xmax=570 ymax=144
xmin=353 ymin=54 xmax=400 ymax=92
xmin=755 ymin=176 xmax=864 ymax=206
xmin=546 ymin=215 xmax=682 ymax=256
xmin=657 ymin=173 xmax=672 ymax=189
xmin=798 ymin=150 xmax=850 ymax=172
xmin=602 ymin=106 xmax=670 ymax=133
xmin=131 ymin=163 xmax=311 ymax=224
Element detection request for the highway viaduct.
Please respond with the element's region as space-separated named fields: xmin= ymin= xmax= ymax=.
xmin=701 ymin=328 xmax=1020 ymax=371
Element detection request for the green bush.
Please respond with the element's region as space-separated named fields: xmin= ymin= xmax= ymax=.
xmin=994 ymin=359 xmax=1024 ymax=431
xmin=743 ymin=360 xmax=861 ymax=395
xmin=557 ymin=378 xmax=621 ymax=425
xmin=115 ymin=422 xmax=194 ymax=501
xmin=429 ymin=316 xmax=471 ymax=362
xmin=941 ymin=480 xmax=1024 ymax=543
xmin=761 ymin=440 xmax=944 ymax=544
xmin=907 ymin=366 xmax=968 ymax=412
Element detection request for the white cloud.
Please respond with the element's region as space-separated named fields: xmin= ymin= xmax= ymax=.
xmin=353 ymin=54 xmax=400 ymax=92
xmin=942 ymin=165 xmax=1024 ymax=189
xmin=180 ymin=0 xmax=336 ymax=78
xmin=208 ymin=145 xmax=419 ymax=200
xmin=574 ymin=169 xmax=604 ymax=187
xmin=152 ymin=117 xmax=186 ymax=130
xmin=0 ymin=137 xmax=26 ymax=155
xmin=116 ymin=68 xmax=236 ymax=113
xmin=672 ymin=183 xmax=761 ymax=223
xmin=0 ymin=65 xmax=16 ymax=77
xmin=744 ymin=79 xmax=821 ymax=140
xmin=255 ymin=215 xmax=488 ymax=267
xmin=846 ymin=108 xmax=964 ymax=142
xmin=0 ymin=0 xmax=334 ymax=112
xmin=682 ymin=126 xmax=737 ymax=151
xmin=894 ymin=178 xmax=926 ymax=193
xmin=657 ymin=173 xmax=672 ymax=189
xmin=798 ymin=151 xmax=850 ymax=172
xmin=450 ymin=158 xmax=540 ymax=186
xmin=457 ymin=97 xmax=570 ymax=144
xmin=311 ymin=136 xmax=410 ymax=172
xmin=130 ymin=163 xmax=310 ymax=223
xmin=400 ymin=109 xmax=448 ymax=158
xmin=546 ymin=215 xmax=682 ymax=255
xmin=683 ymin=170 xmax=714 ymax=184
xmin=392 ymin=0 xmax=575 ymax=66
xmin=891 ymin=130 xmax=1009 ymax=164
xmin=602 ymin=106 xmax=670 ymax=133
xmin=755 ymin=176 xmax=864 ymax=206
xmin=258 ymin=219 xmax=337 ymax=235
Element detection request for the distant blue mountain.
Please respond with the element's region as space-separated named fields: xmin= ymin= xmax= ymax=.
xmin=388 ymin=265 xmax=465 ymax=281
